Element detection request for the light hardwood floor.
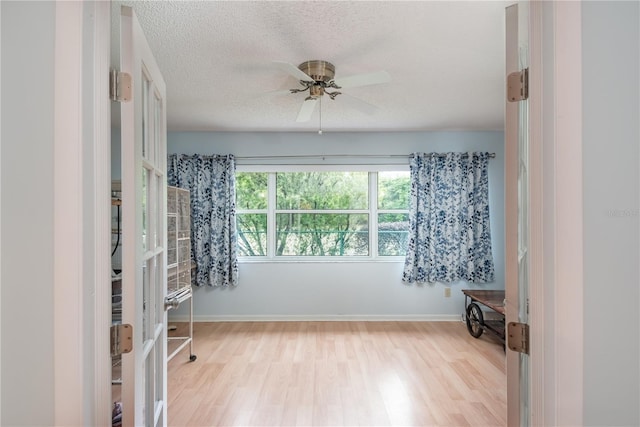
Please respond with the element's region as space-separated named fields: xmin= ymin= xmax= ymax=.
xmin=167 ymin=321 xmax=506 ymax=427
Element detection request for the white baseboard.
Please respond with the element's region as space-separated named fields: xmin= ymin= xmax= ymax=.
xmin=167 ymin=314 xmax=462 ymax=322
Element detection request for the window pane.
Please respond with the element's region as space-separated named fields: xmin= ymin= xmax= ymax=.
xmin=237 ymin=214 xmax=267 ymax=256
xmin=237 ymin=172 xmax=267 ymax=209
xmin=276 ymin=213 xmax=368 ymax=256
xmin=142 ymin=74 xmax=149 ymax=159
xmin=378 ymin=171 xmax=410 ymax=209
xmin=276 ymin=172 xmax=368 ymax=210
xmin=378 ymin=213 xmax=409 ymax=256
xmin=142 ymin=168 xmax=149 ymax=251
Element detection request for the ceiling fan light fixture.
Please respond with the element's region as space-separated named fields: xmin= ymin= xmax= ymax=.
xmin=309 ymin=85 xmax=324 ymax=98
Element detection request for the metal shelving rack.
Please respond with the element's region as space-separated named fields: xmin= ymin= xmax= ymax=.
xmin=111 ymin=185 xmax=123 ymax=393
xmin=166 ymin=186 xmax=196 ymax=362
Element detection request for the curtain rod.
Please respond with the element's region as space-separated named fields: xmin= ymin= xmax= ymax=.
xmin=234 ymin=153 xmax=496 ymax=160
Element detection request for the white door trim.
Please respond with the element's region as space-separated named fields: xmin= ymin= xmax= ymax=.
xmin=529 ymin=1 xmax=584 ymax=425
xmin=528 ymin=1 xmax=544 ymax=424
xmin=85 ymin=2 xmax=113 ymax=426
xmin=53 ymin=2 xmax=85 ymax=424
xmin=548 ymin=2 xmax=584 ymax=425
xmin=53 ymin=2 xmax=112 ymax=425
xmin=509 ymin=2 xmax=585 ymax=425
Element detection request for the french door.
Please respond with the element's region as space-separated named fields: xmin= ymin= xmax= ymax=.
xmin=505 ymin=2 xmax=532 ymax=426
xmin=118 ymin=5 xmax=169 ymax=426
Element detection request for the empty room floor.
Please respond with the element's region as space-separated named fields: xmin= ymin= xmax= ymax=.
xmin=167 ymin=321 xmax=506 ymax=426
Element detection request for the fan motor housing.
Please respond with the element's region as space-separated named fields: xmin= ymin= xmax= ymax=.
xmin=298 ymin=60 xmax=335 ymax=82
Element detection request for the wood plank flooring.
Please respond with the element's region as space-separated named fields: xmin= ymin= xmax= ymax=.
xmin=167 ymin=321 xmax=506 ymax=427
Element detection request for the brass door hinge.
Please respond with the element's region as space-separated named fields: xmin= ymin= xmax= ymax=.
xmin=507 ymin=322 xmax=529 ymax=354
xmin=110 ymin=69 xmax=132 ymax=102
xmin=507 ymin=68 xmax=529 ymax=102
xmin=110 ymin=324 xmax=133 ymax=357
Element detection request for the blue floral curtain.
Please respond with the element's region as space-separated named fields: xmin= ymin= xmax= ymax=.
xmin=168 ymin=154 xmax=238 ymax=287
xmin=402 ymin=152 xmax=495 ymax=284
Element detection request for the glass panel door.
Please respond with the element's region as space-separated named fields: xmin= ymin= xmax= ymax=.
xmin=517 ymin=4 xmax=530 ymax=424
xmin=506 ymin=2 xmax=530 ymax=425
xmin=119 ymin=5 xmax=168 ymax=426
xmin=517 ymin=43 xmax=530 ymax=427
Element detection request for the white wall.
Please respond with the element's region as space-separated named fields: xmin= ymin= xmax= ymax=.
xmin=1 ymin=1 xmax=56 ymax=425
xmin=167 ymin=131 xmax=504 ymax=320
xmin=582 ymin=2 xmax=640 ymax=425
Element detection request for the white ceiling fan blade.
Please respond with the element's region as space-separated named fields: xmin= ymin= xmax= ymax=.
xmin=333 ymin=70 xmax=391 ymax=89
xmin=273 ymin=61 xmax=314 ymax=82
xmin=296 ymin=98 xmax=317 ymax=122
xmin=259 ymin=88 xmax=292 ymax=98
xmin=339 ymin=93 xmax=379 ymax=116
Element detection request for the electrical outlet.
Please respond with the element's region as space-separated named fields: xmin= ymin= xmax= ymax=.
xmin=444 ymin=287 xmax=451 ymax=298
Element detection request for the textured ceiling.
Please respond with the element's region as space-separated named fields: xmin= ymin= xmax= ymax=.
xmin=113 ymin=1 xmax=508 ymax=132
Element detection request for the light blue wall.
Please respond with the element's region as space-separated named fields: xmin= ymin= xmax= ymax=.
xmin=582 ymin=2 xmax=640 ymax=425
xmin=168 ymin=131 xmax=505 ymax=320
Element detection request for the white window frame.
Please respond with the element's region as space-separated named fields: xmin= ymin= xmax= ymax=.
xmin=236 ymin=164 xmax=409 ymax=262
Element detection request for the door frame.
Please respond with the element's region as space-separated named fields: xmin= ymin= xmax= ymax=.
xmin=87 ymin=2 xmax=113 ymax=425
xmin=51 ymin=1 xmax=585 ymax=424
xmin=515 ymin=1 xmax=584 ymax=425
xmin=533 ymin=1 xmax=584 ymax=425
xmin=52 ymin=1 xmax=111 ymax=425
xmin=507 ymin=2 xmax=584 ymax=425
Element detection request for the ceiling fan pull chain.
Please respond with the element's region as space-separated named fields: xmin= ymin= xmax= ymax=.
xmin=318 ymin=96 xmax=323 ymax=135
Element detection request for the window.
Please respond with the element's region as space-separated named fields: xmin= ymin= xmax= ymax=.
xmin=236 ymin=172 xmax=268 ymax=256
xmin=236 ymin=169 xmax=410 ymax=259
xmin=377 ymin=171 xmax=411 ymax=256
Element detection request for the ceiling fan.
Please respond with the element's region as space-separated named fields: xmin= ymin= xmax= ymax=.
xmin=273 ymin=60 xmax=391 ymax=123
